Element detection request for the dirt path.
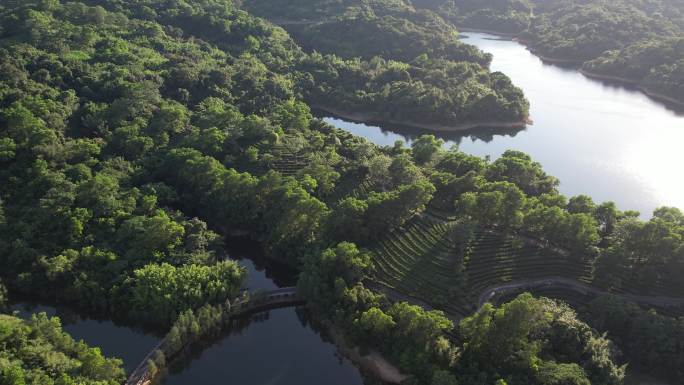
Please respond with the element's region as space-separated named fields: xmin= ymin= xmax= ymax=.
xmin=329 ymin=325 xmax=408 ymax=384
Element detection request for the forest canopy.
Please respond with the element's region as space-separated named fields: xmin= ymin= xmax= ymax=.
xmin=0 ymin=313 xmax=125 ymax=385
xmin=0 ymin=1 xmax=682 ymax=384
xmin=410 ymin=0 xmax=684 ymax=103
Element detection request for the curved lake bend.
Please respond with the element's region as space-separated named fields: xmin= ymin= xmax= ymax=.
xmin=159 ymin=239 xmax=365 ymax=385
xmin=9 ymin=301 xmax=158 ymax=373
xmin=323 ymin=32 xmax=684 ymax=217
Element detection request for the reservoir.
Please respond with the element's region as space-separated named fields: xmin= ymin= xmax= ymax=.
xmin=323 ymin=32 xmax=684 ymax=217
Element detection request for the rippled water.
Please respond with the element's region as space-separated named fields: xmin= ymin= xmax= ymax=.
xmin=324 ymin=33 xmax=684 ymax=217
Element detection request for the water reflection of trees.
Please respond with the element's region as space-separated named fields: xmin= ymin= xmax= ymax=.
xmin=294 ymin=307 xmax=352 ymax=367
xmin=378 ymin=121 xmax=525 ymax=145
xmin=161 ymin=306 xmax=308 ymax=380
xmin=223 ymin=235 xmax=299 ymax=288
xmin=315 ymin=111 xmax=526 ymax=147
xmin=9 ymin=299 xmax=161 ymax=336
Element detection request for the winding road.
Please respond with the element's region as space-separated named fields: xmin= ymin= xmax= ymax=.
xmin=477 ymin=276 xmax=684 ymax=309
xmin=373 ymin=275 xmax=684 ymax=325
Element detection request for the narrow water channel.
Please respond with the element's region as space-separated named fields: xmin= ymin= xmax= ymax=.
xmin=8 ymin=238 xmax=365 ymax=384
xmin=322 ymin=33 xmax=684 ymax=217
xmin=158 ymin=237 xmax=366 ymax=385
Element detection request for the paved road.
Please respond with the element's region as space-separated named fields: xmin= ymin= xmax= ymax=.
xmin=372 ymin=276 xmax=684 ymax=325
xmin=477 ymin=276 xmax=684 ymax=309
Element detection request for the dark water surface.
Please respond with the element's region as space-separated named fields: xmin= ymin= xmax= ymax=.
xmin=324 ymin=32 xmax=684 ymax=217
xmin=159 ymin=238 xmax=365 ymax=385
xmin=159 ymin=307 xmax=363 ymax=385
xmin=9 ymin=239 xmax=363 ymax=384
xmin=9 ymin=301 xmax=158 ymax=373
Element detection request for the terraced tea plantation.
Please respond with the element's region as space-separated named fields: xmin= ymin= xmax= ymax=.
xmin=463 ymin=231 xmax=593 ymax=295
xmin=370 ymin=214 xmax=595 ymax=317
xmin=371 ymin=215 xmax=473 ymax=315
xmin=266 ymin=143 xmax=310 ymax=176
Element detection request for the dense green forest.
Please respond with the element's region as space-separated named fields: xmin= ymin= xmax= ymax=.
xmin=584 ymin=37 xmax=684 ymax=102
xmin=239 ymin=0 xmax=530 ymax=125
xmin=411 ymin=0 xmax=534 ymax=34
xmin=411 ymin=0 xmax=684 ymax=103
xmin=242 ymin=0 xmax=491 ymax=64
xmin=456 ymin=294 xmax=625 ymax=385
xmin=0 ymin=313 xmax=125 ymax=385
xmin=0 ymin=1 xmax=683 ymax=385
xmin=586 ymin=295 xmax=684 ymax=380
xmin=523 ymin=0 xmax=684 ymax=102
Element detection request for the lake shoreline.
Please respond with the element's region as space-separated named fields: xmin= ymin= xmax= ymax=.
xmin=457 ymin=27 xmax=584 ymax=65
xmin=326 ymin=322 xmax=408 ymax=384
xmin=580 ymin=69 xmax=684 ymax=108
xmin=312 ymin=105 xmax=529 ymax=133
xmin=457 ymin=26 xmax=521 ymax=38
xmin=218 ymin=227 xmax=405 ymax=384
xmin=459 ymin=29 xmax=684 ymax=107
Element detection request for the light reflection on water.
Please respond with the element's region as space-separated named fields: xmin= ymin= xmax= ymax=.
xmin=323 ymin=33 xmax=684 ymax=217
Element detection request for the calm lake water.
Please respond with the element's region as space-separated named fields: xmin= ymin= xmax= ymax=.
xmin=9 ymin=302 xmax=158 ymax=373
xmin=159 ymin=238 xmax=365 ymax=385
xmin=324 ymin=32 xmax=684 ymax=217
xmin=9 ymin=239 xmax=364 ymax=384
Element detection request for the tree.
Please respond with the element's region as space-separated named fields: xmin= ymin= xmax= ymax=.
xmin=0 ymin=280 xmax=7 ymax=311
xmin=567 ymin=195 xmax=596 ymax=215
xmin=456 ymin=181 xmax=526 ymax=232
xmin=365 ymin=181 xmax=436 ymax=237
xmin=458 ymin=294 xmax=623 ymax=385
xmin=389 ymin=153 xmax=425 ymax=186
xmin=1 ymin=364 xmax=26 ymax=385
xmin=385 ymin=302 xmax=456 ymax=377
xmin=595 ymin=202 xmax=619 ymax=236
xmin=116 ymin=210 xmax=186 ymax=261
xmin=536 ymin=362 xmax=590 ymax=385
xmin=118 ymin=261 xmax=245 ymax=324
xmin=412 ymin=135 xmax=444 ymax=164
xmin=486 ymin=150 xmax=558 ymax=196
xmin=460 ymin=294 xmax=546 ymax=369
xmin=366 ymin=154 xmax=393 ymax=189
xmin=299 ymin=242 xmax=371 ymax=306
xmin=587 ymin=295 xmax=684 ymax=382
xmin=0 ymin=313 xmax=125 ymax=384
xmin=2 ymin=101 xmax=56 ymax=149
xmin=355 ymin=307 xmax=396 ymax=346
xmin=431 ymin=370 xmax=459 ymax=385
